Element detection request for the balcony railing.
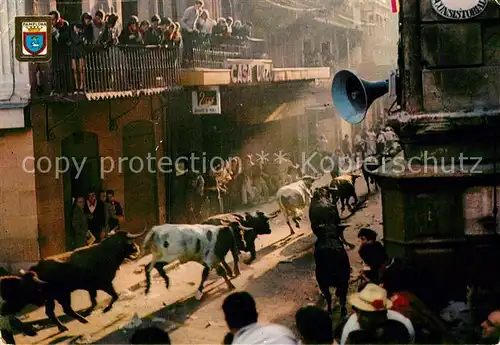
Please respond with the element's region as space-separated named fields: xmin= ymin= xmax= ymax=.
xmin=33 ymin=44 xmax=181 ymax=99
xmin=191 ymin=36 xmax=267 ymax=69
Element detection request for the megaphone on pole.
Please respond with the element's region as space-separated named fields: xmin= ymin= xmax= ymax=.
xmin=331 ymin=69 xmax=389 ymax=124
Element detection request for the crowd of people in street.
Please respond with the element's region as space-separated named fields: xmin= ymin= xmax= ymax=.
xmin=45 ymin=0 xmax=253 ymax=94
xmin=170 ymin=125 xmax=400 ymax=224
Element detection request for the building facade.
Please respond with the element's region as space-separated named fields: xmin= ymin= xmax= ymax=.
xmin=0 ymin=0 xmax=338 ymax=270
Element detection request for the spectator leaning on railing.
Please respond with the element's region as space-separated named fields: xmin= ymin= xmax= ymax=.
xmin=44 ymin=4 xmax=255 ymax=95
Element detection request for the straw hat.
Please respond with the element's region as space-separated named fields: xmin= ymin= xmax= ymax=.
xmin=348 ymin=283 xmax=393 ymax=312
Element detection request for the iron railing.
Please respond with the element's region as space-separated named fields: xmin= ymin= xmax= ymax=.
xmin=34 ymin=44 xmax=181 ymax=98
xmin=191 ymin=36 xmax=266 ymax=69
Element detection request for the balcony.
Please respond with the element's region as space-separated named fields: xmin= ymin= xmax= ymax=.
xmin=33 ymin=45 xmax=182 ymax=101
xmin=191 ymin=36 xmax=267 ymax=69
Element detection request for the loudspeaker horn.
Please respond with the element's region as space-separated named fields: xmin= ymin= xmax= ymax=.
xmin=331 ymin=69 xmax=389 ymax=124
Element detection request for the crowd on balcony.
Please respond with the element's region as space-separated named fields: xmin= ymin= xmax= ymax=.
xmin=44 ymin=0 xmax=253 ymax=95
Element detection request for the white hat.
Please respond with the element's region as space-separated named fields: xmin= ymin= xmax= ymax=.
xmin=348 ymin=283 xmax=393 ymax=312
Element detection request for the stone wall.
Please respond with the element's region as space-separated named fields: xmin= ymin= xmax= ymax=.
xmin=0 ymin=129 xmax=40 ymax=271
xmin=402 ymin=0 xmax=500 ymax=113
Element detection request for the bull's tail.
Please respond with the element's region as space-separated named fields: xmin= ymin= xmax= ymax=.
xmin=141 ymin=228 xmax=156 ymax=254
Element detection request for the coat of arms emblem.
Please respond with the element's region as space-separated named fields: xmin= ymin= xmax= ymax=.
xmin=22 ymin=22 xmax=48 ymax=56
xmin=15 ymin=16 xmax=52 ymax=62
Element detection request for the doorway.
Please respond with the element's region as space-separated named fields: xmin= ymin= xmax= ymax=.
xmin=123 ymin=121 xmax=159 ymax=234
xmin=62 ymin=132 xmax=101 ymax=251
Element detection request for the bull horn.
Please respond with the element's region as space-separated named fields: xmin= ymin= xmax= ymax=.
xmin=237 ymin=223 xmax=253 ymax=231
xmin=127 ymin=227 xmax=148 ymax=239
xmin=266 ymin=209 xmax=281 ymax=218
xmin=32 ymin=276 xmax=48 ymax=284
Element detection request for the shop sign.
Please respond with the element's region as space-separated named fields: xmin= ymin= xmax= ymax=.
xmin=192 ymin=86 xmax=221 ymax=114
xmin=431 ymin=0 xmax=487 ymax=20
xmin=229 ymin=60 xmax=273 ymax=84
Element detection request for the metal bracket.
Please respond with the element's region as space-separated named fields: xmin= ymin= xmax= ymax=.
xmin=45 ymin=101 xmax=80 ymax=142
xmin=109 ymin=97 xmax=141 ymax=131
xmin=150 ymin=93 xmax=171 ymax=124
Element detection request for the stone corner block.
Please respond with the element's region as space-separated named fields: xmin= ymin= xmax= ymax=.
xmin=422 ymin=67 xmax=500 ymax=112
xmin=421 ymin=23 xmax=482 ymax=67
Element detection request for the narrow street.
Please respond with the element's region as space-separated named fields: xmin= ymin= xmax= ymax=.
xmin=17 ymin=176 xmax=383 ymax=344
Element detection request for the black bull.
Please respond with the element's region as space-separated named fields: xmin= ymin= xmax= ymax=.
xmin=28 ymin=230 xmax=144 ymax=332
xmin=202 ymin=210 xmax=280 ymax=265
xmin=0 ymin=271 xmax=47 ymax=345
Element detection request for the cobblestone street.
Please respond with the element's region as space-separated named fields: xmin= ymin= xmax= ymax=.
xmin=16 ymin=175 xmax=383 ymax=344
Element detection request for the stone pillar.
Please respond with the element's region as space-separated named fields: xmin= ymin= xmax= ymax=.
xmin=374 ymin=0 xmax=500 ymax=306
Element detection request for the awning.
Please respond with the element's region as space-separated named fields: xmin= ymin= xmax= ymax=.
xmin=85 ymin=86 xmax=181 ymax=101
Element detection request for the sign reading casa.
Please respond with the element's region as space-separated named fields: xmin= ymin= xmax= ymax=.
xmin=228 ymin=59 xmax=273 ymax=84
xmin=431 ymin=0 xmax=488 ymax=20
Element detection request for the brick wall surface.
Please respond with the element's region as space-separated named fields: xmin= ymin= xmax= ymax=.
xmin=31 ymin=96 xmax=167 ymax=258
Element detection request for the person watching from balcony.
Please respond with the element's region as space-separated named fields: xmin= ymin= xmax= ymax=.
xmin=119 ymin=15 xmax=142 ymax=44
xmin=164 ymin=22 xmax=182 ymax=48
xmin=81 ymin=12 xmax=93 ymax=43
xmin=242 ymin=20 xmax=252 ymax=38
xmin=213 ymin=17 xmax=228 ymax=36
xmin=138 ymin=20 xmax=150 ymax=43
xmin=180 ymin=0 xmax=204 ymax=67
xmin=100 ymin=13 xmax=119 ymax=47
xmin=144 ymin=15 xmax=163 ymax=45
xmin=195 ymin=9 xmax=215 ymax=35
xmin=226 ymin=16 xmax=233 ymax=36
xmin=49 ymin=10 xmax=71 ymax=95
xmin=69 ymin=23 xmax=89 ymax=92
xmin=91 ymin=10 xmax=105 ymax=44
xmin=231 ymin=20 xmax=243 ymax=38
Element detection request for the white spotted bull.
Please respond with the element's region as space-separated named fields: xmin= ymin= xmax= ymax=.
xmin=142 ymin=222 xmax=250 ymax=300
xmin=276 ymin=176 xmax=318 ymax=235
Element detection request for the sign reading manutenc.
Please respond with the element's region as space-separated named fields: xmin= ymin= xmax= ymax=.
xmin=431 ymin=0 xmax=487 ymax=20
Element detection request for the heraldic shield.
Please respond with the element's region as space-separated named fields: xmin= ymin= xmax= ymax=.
xmin=23 ymin=31 xmax=47 ymax=55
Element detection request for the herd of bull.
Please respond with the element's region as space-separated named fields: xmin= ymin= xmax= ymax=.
xmin=0 ymin=169 xmax=370 ymax=344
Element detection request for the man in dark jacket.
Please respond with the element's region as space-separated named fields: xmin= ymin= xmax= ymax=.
xmin=83 ymin=191 xmax=106 ymax=242
xmin=144 ymin=15 xmax=163 ymax=45
xmin=49 ymin=10 xmax=71 ymax=94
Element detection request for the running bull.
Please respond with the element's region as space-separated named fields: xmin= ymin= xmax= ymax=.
xmin=202 ymin=210 xmax=280 ymax=264
xmin=329 ymin=173 xmax=360 ymax=212
xmin=0 ymin=271 xmax=47 ymax=344
xmin=276 ymin=176 xmax=318 ymax=235
xmin=28 ymin=230 xmax=143 ymax=332
xmin=142 ymin=222 xmax=252 ymax=300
